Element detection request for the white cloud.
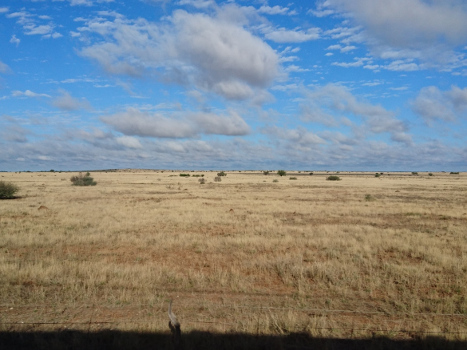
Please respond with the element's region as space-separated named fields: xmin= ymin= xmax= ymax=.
xmin=301 ymin=84 xmax=410 ymax=143
xmin=101 ymin=107 xmax=250 ymax=138
xmin=79 ymin=8 xmax=279 ymax=101
xmin=12 ymin=90 xmax=51 ymax=98
xmin=116 ymin=136 xmax=143 ymax=149
xmin=411 ymin=85 xmax=467 ymax=123
xmin=0 ymin=61 xmax=11 ymax=73
xmin=264 ymin=27 xmax=320 ymax=43
xmin=326 ymin=0 xmax=467 ymax=67
xmin=0 ymin=7 xmax=9 ymax=13
xmin=10 ymin=35 xmax=20 ymax=46
xmin=258 ymin=5 xmax=290 ymax=16
xmin=52 ymin=90 xmax=91 ymax=111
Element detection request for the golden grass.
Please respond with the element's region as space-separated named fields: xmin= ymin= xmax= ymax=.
xmin=0 ymin=170 xmax=466 ymax=340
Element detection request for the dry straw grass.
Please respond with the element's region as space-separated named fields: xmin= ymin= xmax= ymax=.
xmin=0 ymin=170 xmax=466 ymax=340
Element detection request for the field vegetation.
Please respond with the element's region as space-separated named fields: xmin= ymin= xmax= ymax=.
xmin=0 ymin=170 xmax=466 ymax=346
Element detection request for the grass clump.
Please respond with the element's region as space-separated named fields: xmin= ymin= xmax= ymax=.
xmin=70 ymin=172 xmax=97 ymax=186
xmin=0 ymin=181 xmax=20 ymax=199
xmin=326 ymin=175 xmax=341 ymax=181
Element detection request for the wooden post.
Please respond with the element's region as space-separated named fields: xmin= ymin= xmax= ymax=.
xmin=168 ymin=300 xmax=182 ymax=350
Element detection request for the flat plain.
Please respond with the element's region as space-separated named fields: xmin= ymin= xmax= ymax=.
xmin=1 ymin=170 xmax=466 ymax=345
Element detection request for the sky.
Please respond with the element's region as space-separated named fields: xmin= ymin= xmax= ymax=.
xmin=1 ymin=0 xmax=467 ymax=171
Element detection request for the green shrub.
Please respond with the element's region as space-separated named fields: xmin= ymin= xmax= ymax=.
xmin=428 ymin=173 xmax=433 ymax=176
xmin=214 ymin=176 xmax=222 ymax=182
xmin=263 ymin=171 xmax=270 ymax=175
xmin=179 ymin=173 xmax=190 ymax=177
xmin=412 ymin=172 xmax=418 ymax=175
xmin=273 ymin=179 xmax=279 ymax=183
xmin=450 ymin=172 xmax=460 ymax=175
xmin=375 ymin=173 xmax=381 ymax=177
xmin=70 ymin=172 xmax=97 ymax=186
xmin=277 ymin=170 xmax=286 ymax=177
xmin=198 ymin=178 xmax=206 ymax=184
xmin=0 ymin=181 xmax=20 ymax=199
xmin=289 ymin=177 xmax=297 ymax=180
xmin=217 ymin=171 xmax=227 ymax=177
xmin=365 ymin=194 xmax=375 ymax=201
xmin=326 ymin=175 xmax=341 ymax=181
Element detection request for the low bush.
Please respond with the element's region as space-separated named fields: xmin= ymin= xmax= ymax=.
xmin=217 ymin=171 xmax=227 ymax=177
xmin=214 ymin=176 xmax=222 ymax=182
xmin=0 ymin=181 xmax=20 ymax=199
xmin=277 ymin=170 xmax=286 ymax=177
xmin=198 ymin=178 xmax=206 ymax=184
xmin=326 ymin=175 xmax=341 ymax=181
xmin=179 ymin=173 xmax=190 ymax=177
xmin=70 ymin=172 xmax=97 ymax=186
xmin=289 ymin=177 xmax=297 ymax=180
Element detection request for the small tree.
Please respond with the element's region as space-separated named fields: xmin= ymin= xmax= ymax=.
xmin=0 ymin=181 xmax=20 ymax=199
xmin=277 ymin=170 xmax=286 ymax=177
xmin=70 ymin=172 xmax=97 ymax=186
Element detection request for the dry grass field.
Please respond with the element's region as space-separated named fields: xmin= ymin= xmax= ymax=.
xmin=1 ymin=170 xmax=466 ymax=347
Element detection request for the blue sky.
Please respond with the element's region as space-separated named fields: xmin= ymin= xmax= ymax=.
xmin=1 ymin=0 xmax=467 ymax=171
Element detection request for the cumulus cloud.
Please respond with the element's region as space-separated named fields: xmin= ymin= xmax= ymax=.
xmin=258 ymin=5 xmax=290 ymax=16
xmin=101 ymin=108 xmax=197 ymax=138
xmin=302 ymin=84 xmax=411 ymax=144
xmin=52 ymin=90 xmax=91 ymax=111
xmin=192 ymin=110 xmax=250 ymax=136
xmin=78 ymin=7 xmax=279 ymax=101
xmin=101 ymin=107 xmax=250 ymax=138
xmin=411 ymin=85 xmax=467 ymax=123
xmin=263 ymin=27 xmax=320 ymax=43
xmin=325 ymin=0 xmax=467 ymax=67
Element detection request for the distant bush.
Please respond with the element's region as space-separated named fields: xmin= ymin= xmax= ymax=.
xmin=214 ymin=176 xmax=222 ymax=182
xmin=263 ymin=171 xmax=270 ymax=175
xmin=365 ymin=194 xmax=375 ymax=201
xmin=0 ymin=181 xmax=20 ymax=199
xmin=412 ymin=172 xmax=418 ymax=175
xmin=70 ymin=172 xmax=97 ymax=186
xmin=217 ymin=171 xmax=227 ymax=177
xmin=289 ymin=177 xmax=297 ymax=180
xmin=198 ymin=178 xmax=206 ymax=184
xmin=179 ymin=173 xmax=190 ymax=177
xmin=450 ymin=172 xmax=460 ymax=175
xmin=326 ymin=175 xmax=341 ymax=181
xmin=375 ymin=173 xmax=381 ymax=177
xmin=309 ymin=172 xmax=314 ymax=175
xmin=428 ymin=173 xmax=433 ymax=176
xmin=277 ymin=170 xmax=286 ymax=177
xmin=273 ymin=179 xmax=279 ymax=183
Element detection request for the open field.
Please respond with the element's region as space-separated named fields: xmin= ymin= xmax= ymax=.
xmin=1 ymin=170 xmax=467 ymax=348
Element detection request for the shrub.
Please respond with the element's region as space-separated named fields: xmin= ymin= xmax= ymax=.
xmin=428 ymin=173 xmax=433 ymax=176
xmin=214 ymin=176 xmax=222 ymax=182
xmin=309 ymin=172 xmax=314 ymax=175
xmin=375 ymin=173 xmax=381 ymax=177
xmin=289 ymin=177 xmax=297 ymax=180
xmin=277 ymin=170 xmax=286 ymax=177
xmin=365 ymin=194 xmax=375 ymax=201
xmin=450 ymin=172 xmax=460 ymax=175
xmin=198 ymin=178 xmax=206 ymax=184
xmin=273 ymin=179 xmax=279 ymax=183
xmin=217 ymin=171 xmax=227 ymax=177
xmin=412 ymin=172 xmax=418 ymax=175
xmin=263 ymin=171 xmax=270 ymax=175
xmin=326 ymin=175 xmax=341 ymax=181
xmin=70 ymin=172 xmax=97 ymax=186
xmin=0 ymin=181 xmax=20 ymax=199
xmin=179 ymin=173 xmax=190 ymax=177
